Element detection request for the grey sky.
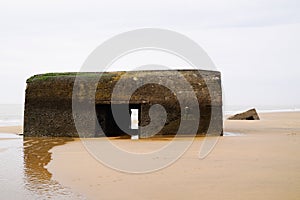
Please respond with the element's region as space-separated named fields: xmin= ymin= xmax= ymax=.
xmin=0 ymin=0 xmax=299 ymax=107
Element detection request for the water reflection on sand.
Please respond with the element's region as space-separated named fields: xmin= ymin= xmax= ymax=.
xmin=0 ymin=134 xmax=84 ymax=199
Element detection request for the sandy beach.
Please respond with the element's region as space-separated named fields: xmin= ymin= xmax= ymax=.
xmin=0 ymin=126 xmax=23 ymax=134
xmin=43 ymin=111 xmax=300 ymax=200
xmin=1 ymin=0 xmax=300 ymax=199
xmin=0 ymin=111 xmax=299 ymax=199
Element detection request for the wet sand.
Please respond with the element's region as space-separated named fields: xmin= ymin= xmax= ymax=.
xmin=0 ymin=127 xmax=22 ymax=153
xmin=47 ymin=112 xmax=300 ymax=200
xmin=0 ymin=129 xmax=82 ymax=199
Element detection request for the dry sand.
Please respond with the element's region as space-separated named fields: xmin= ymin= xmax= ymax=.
xmin=0 ymin=126 xmax=22 ymax=134
xmin=46 ymin=112 xmax=300 ymax=200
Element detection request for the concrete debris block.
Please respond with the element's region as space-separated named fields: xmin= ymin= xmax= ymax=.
xmin=228 ymin=108 xmax=260 ymax=120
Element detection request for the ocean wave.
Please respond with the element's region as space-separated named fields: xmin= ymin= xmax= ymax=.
xmin=0 ymin=117 xmax=23 ymax=127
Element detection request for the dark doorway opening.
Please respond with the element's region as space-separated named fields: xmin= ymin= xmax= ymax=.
xmin=95 ymin=104 xmax=141 ymax=137
xmin=245 ymin=116 xmax=255 ymax=120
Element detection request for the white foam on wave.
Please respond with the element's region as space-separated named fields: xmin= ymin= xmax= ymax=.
xmin=0 ymin=133 xmax=23 ymax=139
xmin=0 ymin=118 xmax=23 ymax=126
xmin=256 ymin=108 xmax=300 ymax=113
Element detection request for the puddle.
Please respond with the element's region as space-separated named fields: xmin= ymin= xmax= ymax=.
xmin=0 ymin=135 xmax=85 ymax=199
xmin=223 ymin=132 xmax=244 ymax=136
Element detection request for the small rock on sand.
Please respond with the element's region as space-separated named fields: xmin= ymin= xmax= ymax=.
xmin=228 ymin=108 xmax=260 ymax=120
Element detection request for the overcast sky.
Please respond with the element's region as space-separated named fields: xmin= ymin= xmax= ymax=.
xmin=0 ymin=0 xmax=299 ymax=108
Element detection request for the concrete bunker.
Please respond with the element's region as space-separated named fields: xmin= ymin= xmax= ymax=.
xmin=23 ymin=70 xmax=223 ymax=138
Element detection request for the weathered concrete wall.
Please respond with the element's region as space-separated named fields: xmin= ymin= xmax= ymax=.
xmin=24 ymin=70 xmax=223 ymax=137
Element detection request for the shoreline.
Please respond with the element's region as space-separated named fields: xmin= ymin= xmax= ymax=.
xmin=1 ymin=110 xmax=299 ymax=133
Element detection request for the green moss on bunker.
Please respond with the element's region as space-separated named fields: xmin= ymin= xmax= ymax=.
xmin=26 ymin=72 xmax=121 ymax=83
